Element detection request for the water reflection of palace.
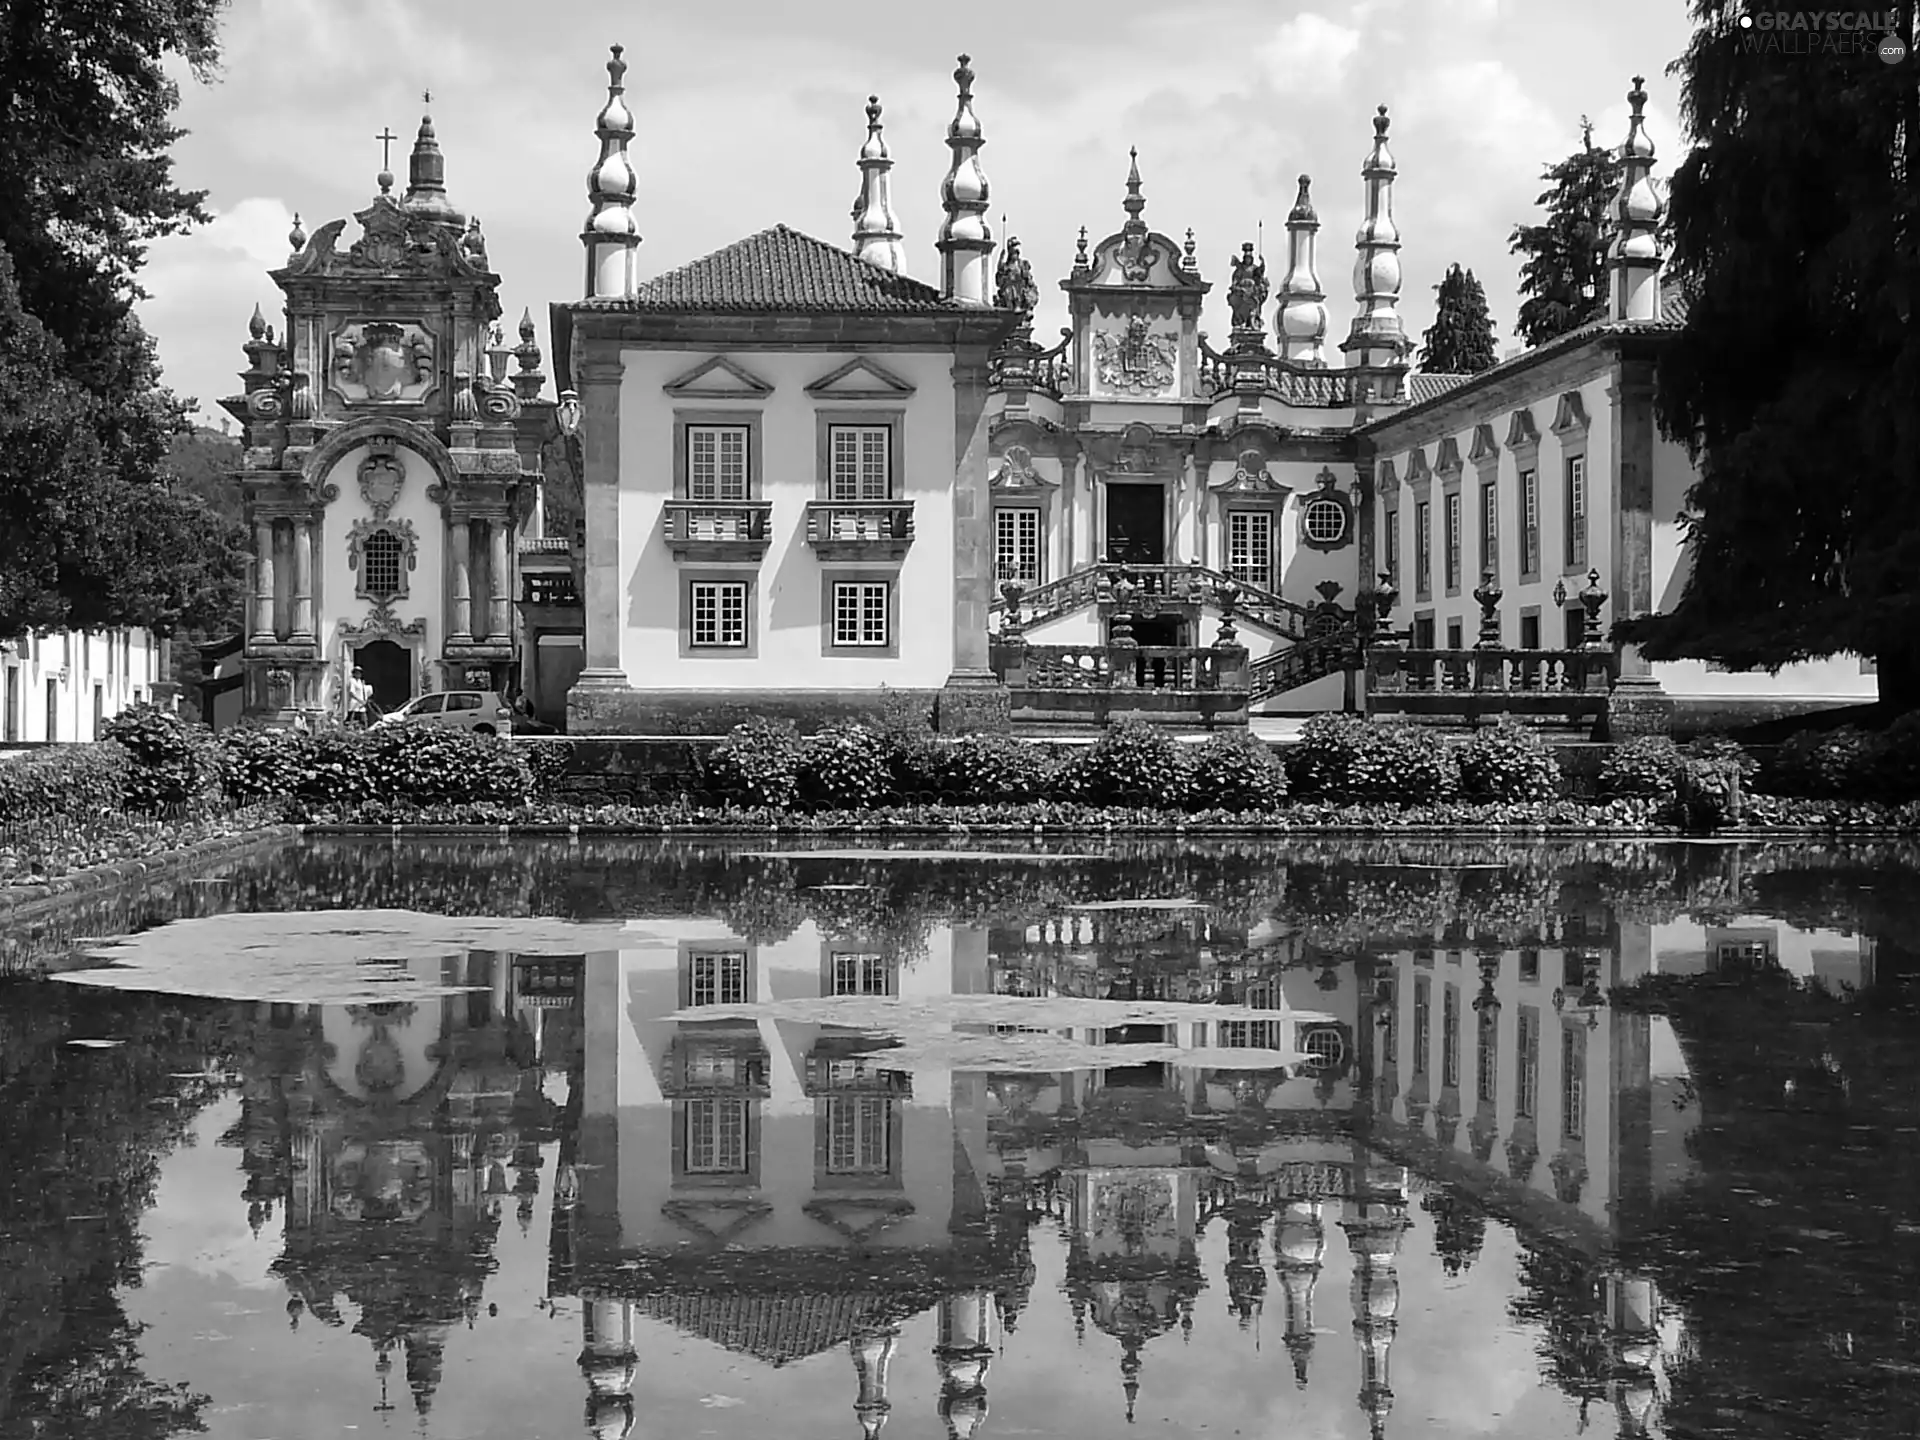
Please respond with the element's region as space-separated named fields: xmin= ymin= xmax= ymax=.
xmin=221 ymin=891 xmax=1711 ymax=1437
xmin=229 ymin=951 xmax=581 ymax=1419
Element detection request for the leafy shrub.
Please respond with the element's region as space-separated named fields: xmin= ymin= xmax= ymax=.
xmin=1288 ymin=716 xmax=1459 ymax=802
xmin=798 ymin=723 xmax=893 ymax=811
xmin=1760 ymin=727 xmax=1878 ymax=799
xmin=100 ymin=703 xmax=223 ymax=812
xmin=1059 ymin=719 xmax=1196 ymax=808
xmin=1874 ymin=714 xmax=1920 ymax=802
xmin=219 ymin=725 xmax=314 ymax=806
xmin=702 ymin=717 xmax=804 ymax=809
xmin=1599 ymin=735 xmax=1683 ymax=801
xmin=273 ymin=726 xmax=531 ymax=811
xmin=1190 ymin=730 xmax=1289 ymax=812
xmin=934 ymin=734 xmax=1059 ymax=805
xmin=1459 ymin=720 xmax=1562 ymax=803
xmin=522 ymin=739 xmax=575 ymax=796
xmin=0 ymin=742 xmax=130 ymax=824
xmin=1665 ymin=755 xmax=1741 ymax=833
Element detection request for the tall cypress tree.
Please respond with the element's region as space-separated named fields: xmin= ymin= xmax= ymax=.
xmin=1418 ymin=264 xmax=1499 ymax=373
xmin=1509 ymin=120 xmax=1622 ymax=347
xmin=1619 ymin=2 xmax=1920 ymax=710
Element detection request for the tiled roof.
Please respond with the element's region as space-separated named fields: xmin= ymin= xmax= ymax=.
xmin=1406 ymin=372 xmax=1474 ymax=404
xmin=632 ymin=1291 xmax=934 ymax=1367
xmin=580 ymin=225 xmax=981 ymax=315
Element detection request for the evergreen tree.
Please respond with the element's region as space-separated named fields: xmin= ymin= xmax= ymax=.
xmin=1418 ymin=264 xmax=1499 ymax=373
xmin=1618 ymin=2 xmax=1920 ymax=710
xmin=1509 ymin=120 xmax=1622 ymax=347
xmin=0 ymin=0 xmax=243 ymax=640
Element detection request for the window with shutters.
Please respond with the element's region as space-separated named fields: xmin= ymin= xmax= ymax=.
xmin=687 ymin=950 xmax=749 ymax=1007
xmin=684 ymin=1099 xmax=748 ymax=1173
xmin=829 ymin=425 xmax=891 ymax=501
xmin=687 ymin=581 xmax=749 ymax=649
xmin=826 ymin=1096 xmax=892 ymax=1173
xmin=1564 ymin=455 xmax=1588 ymax=569
xmin=1227 ymin=510 xmax=1275 ymax=591
xmin=831 ymin=581 xmax=890 ymax=648
xmin=687 ymin=425 xmax=751 ymax=500
xmin=1519 ymin=469 xmax=1541 ymax=578
xmin=1415 ymin=502 xmax=1432 ymax=600
xmin=1444 ymin=490 xmax=1462 ymax=592
xmin=995 ymin=507 xmax=1042 ymax=586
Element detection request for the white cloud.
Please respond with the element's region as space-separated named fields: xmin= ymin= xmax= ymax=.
xmin=1260 ymin=14 xmax=1364 ymax=92
xmin=140 ymin=197 xmax=295 ymax=412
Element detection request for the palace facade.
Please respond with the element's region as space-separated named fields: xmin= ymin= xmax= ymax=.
xmin=221 ymin=107 xmax=554 ymax=724
xmin=0 ymin=626 xmax=164 ymax=743
xmin=544 ymin=51 xmax=1872 ymax=734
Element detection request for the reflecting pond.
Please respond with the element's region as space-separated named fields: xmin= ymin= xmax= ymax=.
xmin=4 ymin=837 xmax=1919 ymax=1439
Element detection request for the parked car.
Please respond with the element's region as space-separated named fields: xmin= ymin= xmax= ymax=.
xmin=373 ymin=690 xmax=515 ymax=736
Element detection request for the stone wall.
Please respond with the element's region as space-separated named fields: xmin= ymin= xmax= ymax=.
xmin=566 ymin=687 xmax=940 ymax=738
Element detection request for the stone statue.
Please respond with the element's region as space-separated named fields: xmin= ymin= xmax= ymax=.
xmin=994 ymin=237 xmax=1039 ymax=314
xmin=1228 ymin=243 xmax=1268 ymax=330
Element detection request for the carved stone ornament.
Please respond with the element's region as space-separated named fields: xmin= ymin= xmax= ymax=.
xmin=1213 ymin=447 xmax=1289 ymax=496
xmin=993 ymin=237 xmax=1039 ymax=314
xmin=265 ymin=667 xmax=294 ymax=705
xmin=331 ymin=321 xmax=436 ymax=406
xmin=343 ymin=594 xmax=428 ymax=640
xmin=357 ymin=438 xmax=406 ymax=518
xmin=1227 ymin=244 xmax=1268 ymax=330
xmin=991 ymin=444 xmax=1055 ymax=492
xmin=347 ymin=198 xmax=414 ymax=270
xmin=1093 ymin=316 xmax=1176 ymax=395
xmin=1115 ymin=232 xmax=1154 ymax=284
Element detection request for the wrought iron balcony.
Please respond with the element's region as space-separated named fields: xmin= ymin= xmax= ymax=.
xmin=803 ymin=500 xmax=915 ymax=562
xmin=663 ymin=499 xmax=775 ymax=563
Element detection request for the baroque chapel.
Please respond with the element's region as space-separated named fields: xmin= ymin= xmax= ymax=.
xmin=221 ymin=103 xmax=553 ymax=721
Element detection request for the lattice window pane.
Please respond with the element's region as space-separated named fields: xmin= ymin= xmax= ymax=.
xmin=1227 ymin=510 xmax=1274 ymax=591
xmin=1444 ymin=492 xmax=1462 ymax=590
xmin=1384 ymin=511 xmax=1400 ymax=587
xmin=1520 ymin=470 xmax=1540 ymax=575
xmin=1565 ymin=456 xmax=1587 ymax=568
xmin=686 ymin=1099 xmax=747 ymax=1173
xmin=1302 ymin=497 xmax=1347 ymax=546
xmin=690 ymin=583 xmax=748 ymax=648
xmin=1415 ymin=503 xmax=1432 ymax=598
xmin=1442 ymin=985 xmax=1460 ymax=1087
xmin=828 ymin=1097 xmax=891 ymax=1173
xmin=995 ymin=507 xmax=1042 ymax=586
xmin=689 ymin=426 xmax=749 ymax=500
xmin=1516 ymin=1007 xmax=1539 ymax=1119
xmin=689 ymin=950 xmax=748 ymax=1006
xmin=1480 ymin=482 xmax=1498 ymax=578
xmin=833 ymin=582 xmax=889 ymax=646
xmin=1561 ymin=1024 xmax=1585 ymax=1140
xmin=363 ymin=530 xmax=404 ymax=597
xmin=830 ymin=426 xmax=890 ymax=502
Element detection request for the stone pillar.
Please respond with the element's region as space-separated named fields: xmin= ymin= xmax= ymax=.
xmin=290 ymin=517 xmax=315 ymax=640
xmin=1071 ymin=454 xmax=1096 ymax=571
xmin=488 ymin=518 xmax=511 ymax=642
xmin=575 ymin=360 xmax=628 ymax=688
xmin=448 ymin=517 xmax=474 ymax=642
xmin=939 ymin=347 xmax=1010 ymax=733
xmin=1173 ymin=451 xmax=1199 ymax=564
xmin=1606 ymin=359 xmax=1671 ymax=735
xmin=250 ymin=519 xmax=276 ymax=642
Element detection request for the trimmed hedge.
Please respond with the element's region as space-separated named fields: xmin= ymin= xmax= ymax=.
xmin=0 ymin=742 xmax=131 ymax=825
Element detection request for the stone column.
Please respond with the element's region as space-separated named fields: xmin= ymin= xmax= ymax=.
xmin=250 ymin=519 xmax=276 ymax=642
xmin=575 ymin=359 xmax=628 ymax=688
xmin=488 ymin=518 xmax=511 ymax=642
xmin=290 ymin=517 xmax=315 ymax=640
xmin=1606 ymin=359 xmax=1671 ymax=735
xmin=940 ymin=348 xmax=1010 ymax=733
xmin=1173 ymin=451 xmax=1198 ymax=564
xmin=449 ymin=517 xmax=473 ymax=643
xmin=1071 ymin=454 xmax=1096 ymax=572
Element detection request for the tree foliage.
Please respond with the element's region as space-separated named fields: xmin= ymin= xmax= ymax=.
xmin=0 ymin=0 xmax=243 ymax=641
xmin=1509 ymin=120 xmax=1621 ymax=348
xmin=1418 ymin=263 xmax=1499 ymax=374
xmin=1617 ymin=2 xmax=1920 ymax=710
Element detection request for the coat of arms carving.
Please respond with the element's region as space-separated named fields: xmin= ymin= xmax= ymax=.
xmin=1093 ymin=315 xmax=1176 ymax=395
xmin=332 ymin=321 xmax=435 ymax=405
xmin=357 ymin=438 xmax=406 ymax=518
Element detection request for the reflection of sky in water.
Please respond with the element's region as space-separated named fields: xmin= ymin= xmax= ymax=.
xmin=27 ymin=839 xmax=1920 ymax=1438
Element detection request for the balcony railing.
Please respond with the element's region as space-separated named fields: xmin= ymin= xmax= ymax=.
xmin=990 ymin=638 xmax=1251 ymax=727
xmin=1366 ymin=644 xmax=1617 ymax=728
xmin=804 ymin=500 xmax=915 ymax=562
xmin=992 ymin=562 xmax=1327 ymax=639
xmin=663 ymin=499 xmax=774 ymax=563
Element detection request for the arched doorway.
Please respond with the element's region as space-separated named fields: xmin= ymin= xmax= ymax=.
xmin=355 ymin=640 xmax=412 ymax=714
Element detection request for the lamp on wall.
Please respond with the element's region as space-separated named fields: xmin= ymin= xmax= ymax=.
xmin=555 ymin=389 xmax=582 ymax=438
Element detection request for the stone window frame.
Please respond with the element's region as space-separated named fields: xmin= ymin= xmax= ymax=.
xmin=347 ymin=517 xmax=418 ymax=602
xmin=1414 ymin=499 xmax=1434 ymax=602
xmin=1412 ymin=607 xmax=1437 ymax=650
xmin=674 ymin=408 xmax=765 ymax=501
xmin=814 ymin=408 xmax=907 ymax=502
xmin=993 ymin=500 xmax=1048 ymax=588
xmin=1518 ymin=604 xmax=1543 ymax=651
xmin=1551 ymin=390 xmax=1591 ymax=577
xmin=1445 ymin=614 xmax=1465 ymax=651
xmin=1469 ymin=422 xmax=1501 ymax=584
xmin=680 ymin=569 xmax=758 ymax=657
xmin=820 ymin=570 xmax=900 ymax=658
xmin=1295 ymin=467 xmax=1355 ymax=555
xmin=1441 ymin=478 xmax=1464 ymax=599
xmin=819 ymin=945 xmax=897 ymax=998
xmin=1508 ymin=409 xmax=1542 ymax=582
xmin=1224 ymin=505 xmax=1281 ymax=591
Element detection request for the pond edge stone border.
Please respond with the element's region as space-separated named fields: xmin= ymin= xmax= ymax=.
xmin=0 ymin=824 xmax=301 ymax=922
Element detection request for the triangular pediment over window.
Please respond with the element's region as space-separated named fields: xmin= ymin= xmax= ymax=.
xmin=804 ymin=356 xmax=917 ymax=399
xmin=1506 ymin=407 xmax=1541 ymax=449
xmin=662 ymin=355 xmax=776 ymax=398
xmin=1468 ymin=423 xmax=1499 ymax=463
xmin=1551 ymin=390 xmax=1591 ymax=435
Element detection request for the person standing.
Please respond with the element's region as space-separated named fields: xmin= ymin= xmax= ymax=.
xmin=347 ymin=666 xmax=374 ymax=726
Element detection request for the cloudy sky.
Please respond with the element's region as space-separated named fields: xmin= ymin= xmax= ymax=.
xmin=139 ymin=0 xmax=1695 ymax=427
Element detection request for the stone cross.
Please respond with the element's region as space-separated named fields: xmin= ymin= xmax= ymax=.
xmin=376 ymin=126 xmax=398 ymax=169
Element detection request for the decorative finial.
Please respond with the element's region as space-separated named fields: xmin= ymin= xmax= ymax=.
xmin=248 ymin=303 xmax=267 ymax=341
xmin=519 ymin=307 xmax=537 ymax=345
xmin=1609 ymin=73 xmax=1665 ymax=321
xmin=852 ymin=93 xmax=905 ymax=271
xmin=1073 ymin=225 xmax=1090 ymax=272
xmin=1122 ymin=146 xmax=1146 ymax=229
xmin=1342 ymin=102 xmax=1406 ymax=368
xmin=1183 ymin=228 xmax=1198 ymax=272
xmin=938 ymin=52 xmax=993 ymax=303
xmin=1289 ymin=174 xmax=1316 ymax=223
xmin=582 ymin=43 xmax=642 ymax=299
xmin=1375 ymin=103 xmax=1390 ymax=136
xmin=287 ymin=212 xmax=307 ymax=252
